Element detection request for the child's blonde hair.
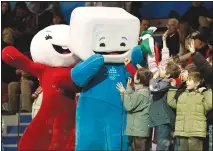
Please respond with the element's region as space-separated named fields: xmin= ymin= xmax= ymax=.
xmin=188 ymin=72 xmax=201 ymax=83
xmin=166 ymin=61 xmax=181 ymax=78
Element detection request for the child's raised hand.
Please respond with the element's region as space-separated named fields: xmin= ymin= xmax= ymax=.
xmin=116 ymin=82 xmax=125 ymax=93
xmin=124 ymin=58 xmax=130 ymax=65
xmin=162 ymin=30 xmax=168 ymax=41
xmin=127 ymin=77 xmax=132 ymax=86
xmin=169 ymin=78 xmax=176 ymax=87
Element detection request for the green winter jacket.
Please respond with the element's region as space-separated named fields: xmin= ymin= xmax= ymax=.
xmin=121 ymin=85 xmax=152 ymax=137
xmin=167 ymin=89 xmax=212 ymax=138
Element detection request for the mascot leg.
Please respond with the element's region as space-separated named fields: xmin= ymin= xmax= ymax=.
xmin=76 ymin=97 xmax=108 ymax=150
xmin=105 ymin=105 xmax=128 ymax=151
xmin=18 ymin=108 xmax=53 ymax=150
xmin=48 ymin=103 xmax=76 ymax=150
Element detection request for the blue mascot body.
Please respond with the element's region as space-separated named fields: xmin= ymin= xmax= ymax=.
xmin=68 ymin=7 xmax=147 ymax=151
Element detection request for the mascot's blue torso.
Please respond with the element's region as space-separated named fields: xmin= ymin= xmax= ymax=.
xmin=76 ymin=64 xmax=129 ymax=150
xmin=80 ymin=64 xmax=128 ymax=107
xmin=74 ymin=47 xmax=145 ymax=151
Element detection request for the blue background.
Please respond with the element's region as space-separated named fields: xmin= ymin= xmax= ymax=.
xmin=9 ymin=2 xmax=212 ymax=23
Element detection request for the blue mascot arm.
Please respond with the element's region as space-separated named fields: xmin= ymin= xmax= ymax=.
xmin=71 ymin=54 xmax=104 ymax=87
xmin=131 ymin=45 xmax=146 ymax=68
xmin=124 ymin=45 xmax=146 ymax=79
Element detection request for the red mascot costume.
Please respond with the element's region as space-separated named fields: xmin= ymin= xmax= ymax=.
xmin=2 ymin=25 xmax=81 ymax=150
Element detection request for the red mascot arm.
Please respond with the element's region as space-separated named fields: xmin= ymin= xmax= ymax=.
xmin=56 ymin=68 xmax=81 ymax=93
xmin=2 ymin=46 xmax=46 ymax=77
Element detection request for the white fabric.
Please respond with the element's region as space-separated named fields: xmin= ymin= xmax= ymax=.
xmin=30 ymin=25 xmax=80 ymax=67
xmin=148 ymin=54 xmax=158 ymax=73
xmin=68 ymin=7 xmax=140 ymax=63
xmin=146 ymin=37 xmax=157 ymax=73
xmin=2 ymin=118 xmax=5 ymax=132
xmin=32 ymin=92 xmax=43 ymax=119
xmin=160 ymin=47 xmax=170 ymax=67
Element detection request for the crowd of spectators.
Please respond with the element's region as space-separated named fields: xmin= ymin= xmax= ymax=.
xmin=1 ymin=2 xmax=213 ymax=151
xmin=1 ymin=2 xmax=66 ymax=114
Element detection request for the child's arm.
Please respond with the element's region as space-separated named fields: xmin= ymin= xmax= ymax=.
xmin=149 ymin=78 xmax=171 ymax=92
xmin=167 ymin=89 xmax=178 ymax=109
xmin=203 ymin=89 xmax=212 ymax=112
xmin=125 ymin=62 xmax=137 ymax=76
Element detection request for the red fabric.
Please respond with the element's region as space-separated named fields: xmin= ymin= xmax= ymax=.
xmin=125 ymin=62 xmax=137 ymax=76
xmin=143 ymin=46 xmax=160 ymax=65
xmin=1 ymin=82 xmax=8 ymax=104
xmin=206 ymin=49 xmax=211 ymax=58
xmin=75 ymin=94 xmax=79 ymax=105
xmin=125 ymin=63 xmax=137 ymax=87
xmin=188 ymin=56 xmax=193 ymax=64
xmin=188 ymin=48 xmax=211 ymax=64
xmin=154 ymin=46 xmax=160 ymax=65
xmin=2 ymin=46 xmax=81 ymax=150
xmin=175 ymin=78 xmax=181 ymax=88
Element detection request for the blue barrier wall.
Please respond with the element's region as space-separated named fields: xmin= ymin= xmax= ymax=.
xmin=139 ymin=2 xmax=211 ymax=18
xmin=9 ymin=2 xmax=212 ymax=22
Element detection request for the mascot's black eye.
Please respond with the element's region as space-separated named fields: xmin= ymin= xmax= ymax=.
xmin=45 ymin=34 xmax=52 ymax=40
xmin=100 ymin=43 xmax=105 ymax=47
xmin=120 ymin=42 xmax=126 ymax=47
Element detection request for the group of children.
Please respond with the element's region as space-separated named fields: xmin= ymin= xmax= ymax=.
xmin=117 ymin=56 xmax=212 ymax=151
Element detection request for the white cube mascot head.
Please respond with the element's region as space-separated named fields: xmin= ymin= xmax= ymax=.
xmin=30 ymin=24 xmax=80 ymax=67
xmin=68 ymin=7 xmax=140 ymax=63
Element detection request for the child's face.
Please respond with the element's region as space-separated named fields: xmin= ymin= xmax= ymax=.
xmin=186 ymin=79 xmax=199 ymax=90
xmin=181 ymin=70 xmax=189 ymax=81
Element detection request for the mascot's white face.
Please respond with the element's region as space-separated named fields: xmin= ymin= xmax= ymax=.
xmin=30 ymin=25 xmax=80 ymax=67
xmin=68 ymin=7 xmax=140 ymax=63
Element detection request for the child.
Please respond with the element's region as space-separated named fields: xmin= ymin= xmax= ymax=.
xmin=149 ymin=61 xmax=181 ymax=151
xmin=116 ymin=68 xmax=153 ymax=151
xmin=167 ymin=72 xmax=212 ymax=151
xmin=173 ymin=63 xmax=198 ymax=100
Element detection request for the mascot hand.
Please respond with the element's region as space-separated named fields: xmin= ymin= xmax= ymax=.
xmin=2 ymin=46 xmax=22 ymax=65
xmin=136 ymin=64 xmax=142 ymax=69
xmin=131 ymin=45 xmax=145 ymax=67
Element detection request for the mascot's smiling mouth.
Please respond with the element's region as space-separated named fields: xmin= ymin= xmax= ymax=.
xmin=93 ymin=51 xmax=127 ymax=55
xmin=52 ymin=44 xmax=71 ymax=54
